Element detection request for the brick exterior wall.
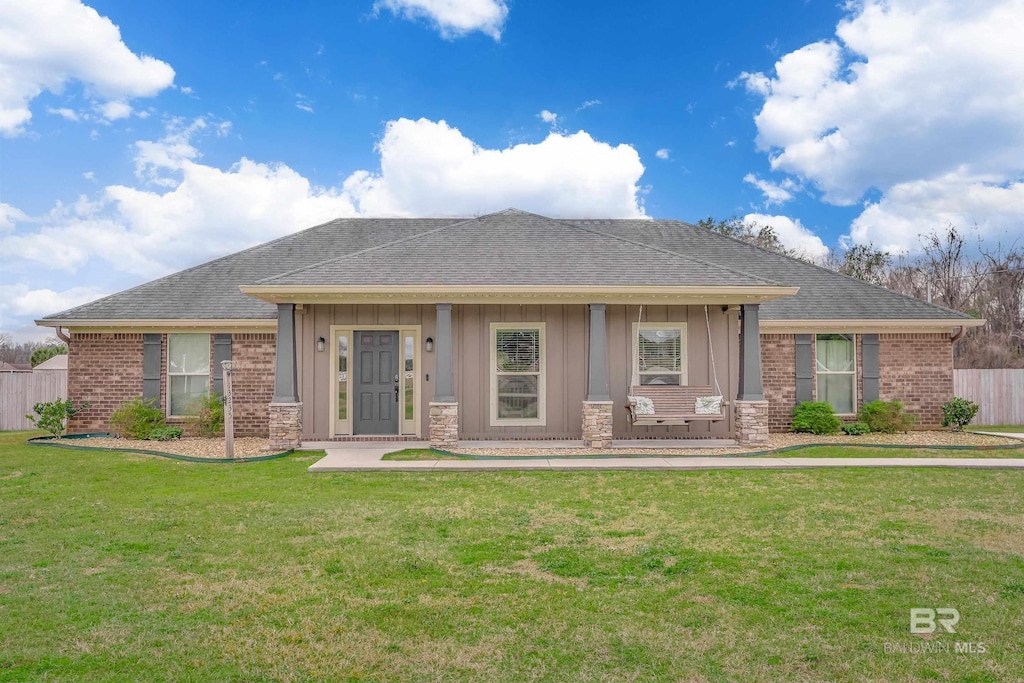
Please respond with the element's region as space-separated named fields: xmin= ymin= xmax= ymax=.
xmin=230 ymin=333 xmax=276 ymax=437
xmin=67 ymin=330 xmax=276 ymax=437
xmin=878 ymin=333 xmax=952 ymax=428
xmin=761 ymin=334 xmax=797 ymax=432
xmin=68 ymin=333 xmax=144 ymax=433
xmin=761 ymin=331 xmax=953 ymax=431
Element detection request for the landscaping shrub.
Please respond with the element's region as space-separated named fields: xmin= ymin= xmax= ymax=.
xmin=941 ymin=396 xmax=980 ymax=432
xmin=109 ymin=397 xmax=164 ymax=440
xmin=842 ymin=421 xmax=871 ymax=436
xmin=858 ymin=400 xmax=917 ymax=434
xmin=188 ymin=392 xmax=224 ymax=437
xmin=791 ymin=402 xmax=841 ymax=435
xmin=25 ymin=399 xmax=90 ymax=438
xmin=149 ymin=426 xmax=184 ymax=441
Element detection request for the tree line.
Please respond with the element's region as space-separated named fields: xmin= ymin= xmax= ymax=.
xmin=700 ymin=219 xmax=1024 ymax=369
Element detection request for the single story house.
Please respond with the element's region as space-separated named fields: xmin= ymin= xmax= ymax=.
xmin=37 ymin=209 xmax=982 ymax=449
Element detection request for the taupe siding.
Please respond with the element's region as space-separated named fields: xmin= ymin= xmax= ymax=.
xmin=298 ymin=303 xmax=737 ymax=440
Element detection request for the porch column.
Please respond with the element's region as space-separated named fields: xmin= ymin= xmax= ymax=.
xmin=583 ymin=303 xmax=613 ymax=448
xmin=735 ymin=303 xmax=769 ymax=446
xmin=430 ymin=303 xmax=458 ymax=449
xmin=269 ymin=303 xmax=302 ymax=450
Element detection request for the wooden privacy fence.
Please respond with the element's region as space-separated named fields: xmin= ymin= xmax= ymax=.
xmin=0 ymin=371 xmax=69 ymax=430
xmin=953 ymin=369 xmax=1024 ymax=426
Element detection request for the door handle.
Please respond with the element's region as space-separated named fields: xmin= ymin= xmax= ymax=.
xmin=395 ymin=384 xmax=399 ymax=402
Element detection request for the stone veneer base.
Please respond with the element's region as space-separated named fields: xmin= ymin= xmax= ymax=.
xmin=269 ymin=402 xmax=302 ymax=450
xmin=429 ymin=402 xmax=459 ymax=450
xmin=582 ymin=401 xmax=614 ymax=448
xmin=735 ymin=400 xmax=770 ymax=446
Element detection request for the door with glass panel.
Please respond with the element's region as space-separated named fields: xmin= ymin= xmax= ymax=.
xmin=353 ymin=331 xmax=399 ymax=435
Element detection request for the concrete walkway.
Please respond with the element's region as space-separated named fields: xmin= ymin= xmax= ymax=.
xmin=305 ymin=434 xmax=1024 ymax=472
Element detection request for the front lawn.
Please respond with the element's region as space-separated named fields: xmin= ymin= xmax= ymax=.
xmin=2 ymin=430 xmax=1023 ymax=681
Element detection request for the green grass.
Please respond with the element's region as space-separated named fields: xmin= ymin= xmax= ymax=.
xmin=969 ymin=425 xmax=1024 ymax=433
xmin=758 ymin=444 xmax=1024 ymax=458
xmin=383 ymin=448 xmax=466 ymax=460
xmin=2 ymin=430 xmax=1023 ymax=681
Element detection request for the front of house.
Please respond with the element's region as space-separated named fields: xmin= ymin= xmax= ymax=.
xmin=38 ymin=210 xmax=982 ymax=449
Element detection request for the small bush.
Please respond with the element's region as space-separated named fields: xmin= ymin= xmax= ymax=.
xmin=941 ymin=396 xmax=980 ymax=432
xmin=842 ymin=421 xmax=871 ymax=436
xmin=25 ymin=398 xmax=90 ymax=438
xmin=149 ymin=426 xmax=184 ymax=441
xmin=792 ymin=402 xmax=841 ymax=435
xmin=109 ymin=397 xmax=164 ymax=440
xmin=859 ymin=400 xmax=917 ymax=434
xmin=188 ymin=392 xmax=224 ymax=437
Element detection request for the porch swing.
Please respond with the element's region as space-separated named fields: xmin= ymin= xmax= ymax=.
xmin=625 ymin=305 xmax=728 ymax=426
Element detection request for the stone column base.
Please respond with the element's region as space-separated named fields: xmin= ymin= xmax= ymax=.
xmin=269 ymin=402 xmax=302 ymax=450
xmin=582 ymin=401 xmax=614 ymax=448
xmin=429 ymin=402 xmax=459 ymax=450
xmin=735 ymin=400 xmax=769 ymax=446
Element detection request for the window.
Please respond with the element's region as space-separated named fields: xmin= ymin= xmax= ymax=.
xmin=816 ymin=334 xmax=856 ymax=414
xmin=490 ymin=324 xmax=545 ymax=425
xmin=168 ymin=333 xmax=210 ymax=416
xmin=337 ymin=334 xmax=348 ymax=421
xmin=634 ymin=324 xmax=687 ymax=385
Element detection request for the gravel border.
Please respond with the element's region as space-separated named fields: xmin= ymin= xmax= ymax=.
xmin=28 ymin=434 xmax=289 ymax=462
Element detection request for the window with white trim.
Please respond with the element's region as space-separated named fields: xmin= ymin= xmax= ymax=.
xmin=816 ymin=334 xmax=856 ymax=414
xmin=634 ymin=324 xmax=687 ymax=386
xmin=490 ymin=323 xmax=545 ymax=425
xmin=168 ymin=333 xmax=210 ymax=416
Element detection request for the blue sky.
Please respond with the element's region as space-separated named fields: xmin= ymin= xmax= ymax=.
xmin=2 ymin=0 xmax=1023 ymax=340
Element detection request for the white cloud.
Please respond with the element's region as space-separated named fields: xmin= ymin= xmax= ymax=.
xmin=655 ymin=148 xmax=670 ymax=160
xmin=538 ymin=110 xmax=558 ymax=125
xmin=4 ymin=116 xmax=646 ymax=282
xmin=576 ymin=99 xmax=601 ymax=112
xmin=46 ymin=106 xmax=79 ymax=121
xmin=342 ymin=118 xmax=646 ymax=218
xmin=0 ymin=283 xmax=108 ymax=319
xmin=739 ymin=0 xmax=1024 ymax=206
xmin=0 ymin=0 xmax=175 ymax=135
xmin=0 ymin=202 xmax=28 ymax=233
xmin=850 ymin=175 xmax=1024 ymax=254
xmin=743 ymin=213 xmax=828 ymax=262
xmin=374 ymin=0 xmax=508 ymax=40
xmin=96 ymin=100 xmax=132 ymax=120
xmin=743 ymin=173 xmax=799 ymax=206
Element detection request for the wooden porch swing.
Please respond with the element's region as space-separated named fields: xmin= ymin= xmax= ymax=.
xmin=625 ymin=305 xmax=728 ymax=426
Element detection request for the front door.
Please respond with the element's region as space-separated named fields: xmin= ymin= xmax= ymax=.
xmin=354 ymin=331 xmax=399 ymax=435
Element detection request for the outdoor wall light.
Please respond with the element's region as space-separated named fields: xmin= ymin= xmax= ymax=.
xmin=425 ymin=337 xmax=434 ymax=352
xmin=316 ymin=336 xmax=325 ymax=352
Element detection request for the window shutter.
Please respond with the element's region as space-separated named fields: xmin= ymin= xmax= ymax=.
xmin=143 ymin=334 xmax=162 ymax=407
xmin=861 ymin=334 xmax=879 ymax=403
xmin=795 ymin=334 xmax=813 ymax=404
xmin=211 ymin=334 xmax=232 ymax=396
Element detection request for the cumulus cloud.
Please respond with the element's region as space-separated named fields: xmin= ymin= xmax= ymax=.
xmin=743 ymin=173 xmax=799 ymax=206
xmin=737 ymin=0 xmax=1024 ymax=249
xmin=655 ymin=148 xmax=670 ymax=160
xmin=374 ymin=0 xmax=509 ymax=40
xmin=0 ymin=202 xmax=28 ymax=232
xmin=0 ymin=0 xmax=175 ymax=135
xmin=4 ymin=116 xmax=646 ymax=282
xmin=743 ymin=213 xmax=828 ymax=262
xmin=538 ymin=110 xmax=558 ymax=125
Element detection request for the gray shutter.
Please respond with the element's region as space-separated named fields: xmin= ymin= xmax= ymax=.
xmin=861 ymin=334 xmax=880 ymax=403
xmin=143 ymin=334 xmax=162 ymax=407
xmin=211 ymin=334 xmax=232 ymax=397
xmin=795 ymin=334 xmax=814 ymax=404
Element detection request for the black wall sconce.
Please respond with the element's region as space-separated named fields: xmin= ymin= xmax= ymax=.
xmin=425 ymin=337 xmax=434 ymax=352
xmin=316 ymin=336 xmax=325 ymax=352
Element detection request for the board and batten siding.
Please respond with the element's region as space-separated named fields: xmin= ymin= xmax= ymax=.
xmin=953 ymin=369 xmax=1024 ymax=426
xmin=297 ymin=303 xmax=738 ymax=440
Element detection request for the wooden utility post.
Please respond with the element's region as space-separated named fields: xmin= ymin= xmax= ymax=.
xmin=221 ymin=360 xmax=234 ymax=459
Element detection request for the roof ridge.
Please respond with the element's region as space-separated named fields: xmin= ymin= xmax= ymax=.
xmin=560 ymin=218 xmax=783 ymax=286
xmin=254 ymin=214 xmax=487 ymax=284
xmin=656 ymin=219 xmax=973 ymax=320
xmin=42 ymin=215 xmax=374 ymax=320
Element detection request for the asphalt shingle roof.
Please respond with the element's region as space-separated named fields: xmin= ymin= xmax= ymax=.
xmin=41 ymin=209 xmax=971 ymax=323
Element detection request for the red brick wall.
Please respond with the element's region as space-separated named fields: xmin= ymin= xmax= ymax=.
xmin=67 ymin=330 xmax=276 ymax=437
xmin=230 ymin=333 xmax=276 ymax=437
xmin=68 ymin=333 xmax=144 ymax=433
xmin=878 ymin=333 xmax=953 ymax=428
xmin=761 ymin=334 xmax=796 ymax=431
